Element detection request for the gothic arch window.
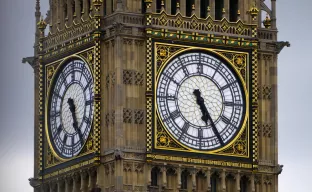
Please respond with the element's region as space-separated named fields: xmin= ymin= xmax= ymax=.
xmin=142 ymin=0 xmax=146 ymax=13
xmin=211 ymin=172 xmax=218 ymax=192
xmin=240 ymin=176 xmax=248 ymax=192
xmin=87 ymin=0 xmax=92 ymax=13
xmin=215 ymin=0 xmax=223 ymax=20
xmin=171 ymin=0 xmax=177 ymax=15
xmin=181 ymin=170 xmax=189 ymax=189
xmin=72 ymin=0 xmax=76 ymax=16
xmin=156 ymin=0 xmax=162 ymax=13
xmin=196 ymin=171 xmax=206 ymax=191
xmin=186 ymin=0 xmax=194 ymax=17
xmin=230 ymin=0 xmax=239 ymax=22
xmin=200 ymin=0 xmax=209 ymax=18
xmin=151 ymin=167 xmax=160 ymax=186
xmin=79 ymin=0 xmax=83 ymax=13
xmin=64 ymin=1 xmax=68 ymax=18
xmin=226 ymin=174 xmax=235 ymax=191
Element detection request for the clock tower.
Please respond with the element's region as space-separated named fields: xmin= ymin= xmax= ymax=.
xmin=26 ymin=0 xmax=289 ymax=191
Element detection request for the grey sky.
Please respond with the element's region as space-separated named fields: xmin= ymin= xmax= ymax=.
xmin=0 ymin=0 xmax=310 ymax=191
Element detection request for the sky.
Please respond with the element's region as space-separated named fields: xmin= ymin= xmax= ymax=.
xmin=0 ymin=0 xmax=311 ymax=191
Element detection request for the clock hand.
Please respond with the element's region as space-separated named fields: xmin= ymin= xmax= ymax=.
xmin=193 ymin=89 xmax=224 ymax=146
xmin=67 ymin=98 xmax=84 ymax=143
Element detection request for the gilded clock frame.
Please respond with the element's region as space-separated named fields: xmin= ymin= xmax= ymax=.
xmin=146 ymin=40 xmax=258 ymax=169
xmin=42 ymin=47 xmax=100 ymax=173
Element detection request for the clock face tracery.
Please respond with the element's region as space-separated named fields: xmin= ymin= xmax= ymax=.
xmin=156 ymin=51 xmax=246 ymax=151
xmin=48 ymin=59 xmax=94 ymax=158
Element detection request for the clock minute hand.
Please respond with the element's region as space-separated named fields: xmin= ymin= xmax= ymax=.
xmin=193 ymin=89 xmax=224 ymax=146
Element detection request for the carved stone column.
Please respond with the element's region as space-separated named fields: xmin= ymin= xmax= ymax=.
xmin=65 ymin=177 xmax=72 ymax=192
xmin=80 ymin=171 xmax=88 ymax=192
xmin=251 ymin=174 xmax=255 ymax=192
xmin=235 ymin=172 xmax=241 ymax=192
xmin=206 ymin=168 xmax=211 ymax=192
xmin=221 ymin=169 xmax=226 ymax=192
xmin=177 ymin=166 xmax=181 ymax=189
xmin=191 ymin=168 xmax=196 ymax=191
xmin=57 ymin=178 xmax=64 ymax=192
xmin=72 ymin=173 xmax=80 ymax=192
xmin=161 ymin=165 xmax=167 ymax=187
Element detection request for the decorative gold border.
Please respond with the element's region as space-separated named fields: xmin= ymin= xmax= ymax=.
xmin=146 ymin=154 xmax=253 ymax=169
xmin=152 ymin=42 xmax=250 ymax=158
xmin=44 ymin=52 xmax=95 ymax=162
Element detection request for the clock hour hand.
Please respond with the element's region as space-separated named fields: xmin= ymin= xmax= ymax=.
xmin=67 ymin=98 xmax=84 ymax=142
xmin=193 ymin=89 xmax=224 ymax=146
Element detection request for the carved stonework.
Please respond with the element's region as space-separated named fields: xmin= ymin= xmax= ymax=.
xmin=134 ymin=109 xmax=144 ymax=124
xmin=262 ymin=123 xmax=272 ymax=138
xmin=123 ymin=108 xmax=132 ymax=123
xmin=123 ymin=162 xmax=132 ymax=172
xmin=262 ymin=85 xmax=272 ymax=100
xmin=123 ymin=70 xmax=144 ymax=86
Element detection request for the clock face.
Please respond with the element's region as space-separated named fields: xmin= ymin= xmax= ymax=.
xmin=48 ymin=59 xmax=94 ymax=158
xmin=156 ymin=52 xmax=246 ymax=150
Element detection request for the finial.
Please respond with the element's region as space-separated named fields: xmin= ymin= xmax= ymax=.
xmin=192 ymin=4 xmax=195 ymax=15
xmin=248 ymin=1 xmax=259 ymax=21
xmin=176 ymin=2 xmax=180 ymax=13
xmin=92 ymin=0 xmax=103 ymax=7
xmin=144 ymin=0 xmax=153 ymax=13
xmin=237 ymin=10 xmax=241 ymax=20
xmin=222 ymin=8 xmax=226 ymax=18
xmin=37 ymin=16 xmax=47 ymax=30
xmin=207 ymin=6 xmax=210 ymax=17
xmin=263 ymin=14 xmax=271 ymax=28
xmin=161 ymin=0 xmax=165 ymax=11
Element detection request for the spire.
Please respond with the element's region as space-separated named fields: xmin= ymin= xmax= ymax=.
xmin=35 ymin=0 xmax=41 ymax=23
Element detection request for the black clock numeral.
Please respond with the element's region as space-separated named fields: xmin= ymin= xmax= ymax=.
xmin=212 ymin=62 xmax=221 ymax=79
xmin=157 ymin=95 xmax=176 ymax=101
xmin=198 ymin=129 xmax=203 ymax=138
xmin=85 ymin=100 xmax=93 ymax=106
xmin=178 ymin=57 xmax=190 ymax=76
xmin=77 ymin=129 xmax=84 ymax=145
xmin=53 ymin=91 xmax=62 ymax=99
xmin=221 ymin=115 xmax=231 ymax=124
xmin=83 ymin=116 xmax=91 ymax=125
xmin=179 ymin=122 xmax=190 ymax=139
xmin=84 ymin=78 xmax=92 ymax=92
xmin=63 ymin=134 xmax=68 ymax=145
xmin=223 ymin=101 xmax=243 ymax=107
xmin=51 ymin=111 xmax=60 ymax=118
xmin=53 ymin=125 xmax=63 ymax=138
xmin=163 ymin=73 xmax=179 ymax=85
xmin=170 ymin=110 xmax=180 ymax=119
xmin=221 ymin=80 xmax=237 ymax=91
xmin=71 ymin=63 xmax=75 ymax=82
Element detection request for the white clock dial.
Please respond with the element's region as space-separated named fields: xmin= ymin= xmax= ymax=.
xmin=156 ymin=52 xmax=246 ymax=150
xmin=48 ymin=59 xmax=94 ymax=158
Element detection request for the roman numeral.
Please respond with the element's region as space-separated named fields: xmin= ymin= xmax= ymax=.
xmin=212 ymin=62 xmax=221 ymax=78
xmin=63 ymin=134 xmax=68 ymax=145
xmin=157 ymin=95 xmax=176 ymax=101
xmin=84 ymin=79 xmax=92 ymax=92
xmin=221 ymin=115 xmax=231 ymax=124
xmin=223 ymin=102 xmax=243 ymax=107
xmin=85 ymin=100 xmax=93 ymax=106
xmin=170 ymin=110 xmax=180 ymax=119
xmin=51 ymin=111 xmax=60 ymax=118
xmin=83 ymin=116 xmax=91 ymax=125
xmin=221 ymin=80 xmax=237 ymax=91
xmin=198 ymin=129 xmax=203 ymax=138
xmin=179 ymin=122 xmax=190 ymax=140
xmin=60 ymin=73 xmax=68 ymax=87
xmin=197 ymin=53 xmax=203 ymax=74
xmin=163 ymin=73 xmax=179 ymax=85
xmin=178 ymin=57 xmax=189 ymax=76
xmin=53 ymin=92 xmax=62 ymax=99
